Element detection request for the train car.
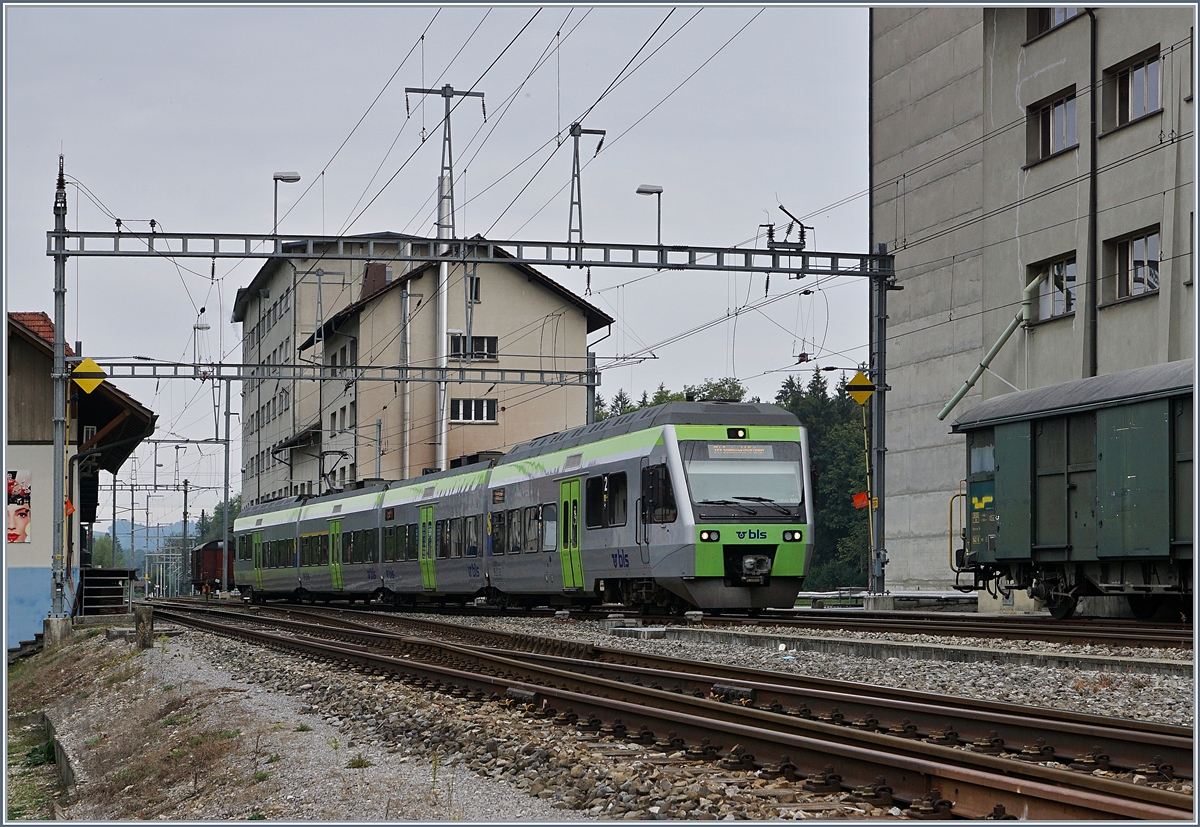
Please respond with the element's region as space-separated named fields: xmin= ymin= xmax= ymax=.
xmin=951 ymin=360 xmax=1193 ymax=619
xmin=232 ymin=401 xmax=814 ymax=612
xmin=190 ymin=539 xmax=233 ymax=593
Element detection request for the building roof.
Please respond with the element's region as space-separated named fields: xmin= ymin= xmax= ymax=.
xmin=950 ymin=359 xmax=1195 ymax=432
xmin=500 ymin=401 xmax=800 ymax=464
xmin=296 ymin=239 xmax=614 ymax=351
xmin=8 ymin=312 xmax=156 ymax=473
xmin=9 ymin=312 xmax=75 ymax=356
xmin=230 ymin=232 xmax=426 ymax=323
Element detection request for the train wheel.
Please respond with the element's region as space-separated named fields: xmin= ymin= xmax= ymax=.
xmin=1127 ymin=594 xmax=1164 ymax=620
xmin=1047 ymin=593 xmax=1077 ymax=620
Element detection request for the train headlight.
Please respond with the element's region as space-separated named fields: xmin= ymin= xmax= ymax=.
xmin=782 ymin=530 xmax=802 ymax=542
xmin=699 ymin=530 xmax=720 ymax=542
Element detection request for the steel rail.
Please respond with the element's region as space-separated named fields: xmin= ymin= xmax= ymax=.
xmin=155 ymin=606 xmax=1192 ymax=820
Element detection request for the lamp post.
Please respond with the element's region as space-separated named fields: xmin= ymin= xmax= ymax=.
xmin=636 ymin=184 xmax=663 ymax=247
xmin=273 ymin=171 xmax=301 ymax=253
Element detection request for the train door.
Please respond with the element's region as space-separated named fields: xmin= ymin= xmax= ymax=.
xmin=252 ymin=531 xmax=264 ymax=590
xmin=559 ymin=478 xmax=583 ymax=590
xmin=328 ymin=519 xmax=344 ymax=590
xmin=419 ymin=505 xmax=437 ymax=590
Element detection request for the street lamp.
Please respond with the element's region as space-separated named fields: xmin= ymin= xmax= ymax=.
xmin=273 ymin=171 xmax=301 ymax=252
xmin=636 ymin=184 xmax=663 ymax=247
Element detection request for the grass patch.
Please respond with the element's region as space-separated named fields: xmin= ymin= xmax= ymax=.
xmin=294 ymin=723 xmax=312 ymax=732
xmin=163 ymin=684 xmax=175 ymax=692
xmin=23 ymin=741 xmax=55 ymax=767
xmin=216 ymin=729 xmax=241 ymax=740
xmin=346 ymin=752 xmax=373 ymax=769
xmin=266 ymin=754 xmax=281 ymax=764
xmin=252 ymin=770 xmax=270 ymax=783
xmin=249 ymin=813 xmax=265 ymax=820
xmin=85 ymin=629 xmax=101 ymax=638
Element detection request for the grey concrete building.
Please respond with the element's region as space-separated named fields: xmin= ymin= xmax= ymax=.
xmin=870 ymin=8 xmax=1194 ymax=596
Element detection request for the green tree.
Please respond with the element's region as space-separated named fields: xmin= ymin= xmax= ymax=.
xmin=608 ymin=389 xmax=637 ymax=418
xmin=201 ymin=496 xmax=243 ymax=545
xmin=91 ymin=532 xmax=122 ymax=568
xmin=774 ymin=368 xmax=869 ymax=590
xmin=593 ymin=393 xmax=609 ymax=422
xmin=650 ymin=383 xmax=684 ymax=405
xmin=683 ymin=377 xmax=747 ymax=402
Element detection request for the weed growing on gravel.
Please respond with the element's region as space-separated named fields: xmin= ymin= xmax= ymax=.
xmin=270 ymin=723 xmax=285 ymax=731
xmin=327 ymin=737 xmax=340 ymax=752
xmin=23 ymin=742 xmax=54 ymax=767
xmin=294 ymin=723 xmax=312 ymax=732
xmin=84 ymin=735 xmax=103 ymax=748
xmin=252 ymin=771 xmax=270 ymax=783
xmin=346 ymin=753 xmax=373 ymax=769
xmin=266 ymin=754 xmax=281 ymax=764
xmin=163 ymin=684 xmax=175 ymax=692
xmin=248 ymin=813 xmax=265 ymax=820
xmin=85 ymin=629 xmax=101 ymax=638
xmin=216 ymin=729 xmax=241 ymax=740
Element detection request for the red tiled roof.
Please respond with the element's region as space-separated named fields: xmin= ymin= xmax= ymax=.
xmin=8 ymin=312 xmax=75 ymax=356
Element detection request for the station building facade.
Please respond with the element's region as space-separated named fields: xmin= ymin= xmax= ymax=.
xmin=870 ymin=8 xmax=1194 ymax=595
xmin=231 ymin=235 xmax=611 ymax=505
xmin=6 ymin=312 xmax=154 ymax=646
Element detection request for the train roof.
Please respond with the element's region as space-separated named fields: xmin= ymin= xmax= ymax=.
xmin=501 ymin=401 xmax=800 ymax=464
xmin=951 ymin=359 xmax=1194 ymax=432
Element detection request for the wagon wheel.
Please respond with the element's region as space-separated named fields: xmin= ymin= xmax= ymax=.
xmin=1126 ymin=594 xmax=1164 ymax=621
xmin=1046 ymin=592 xmax=1077 ymax=620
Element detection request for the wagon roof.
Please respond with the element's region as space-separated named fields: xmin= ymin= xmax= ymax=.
xmin=950 ymin=359 xmax=1194 ymax=432
xmin=501 ymin=401 xmax=800 ymax=464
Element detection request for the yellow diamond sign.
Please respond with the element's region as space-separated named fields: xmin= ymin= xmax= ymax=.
xmin=71 ymin=357 xmax=106 ymax=394
xmin=846 ymin=370 xmax=875 ymax=406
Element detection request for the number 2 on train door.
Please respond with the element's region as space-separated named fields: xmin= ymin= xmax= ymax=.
xmin=419 ymin=505 xmax=437 ymax=591
xmin=559 ymin=478 xmax=583 ymax=590
xmin=328 ymin=519 xmax=343 ymax=590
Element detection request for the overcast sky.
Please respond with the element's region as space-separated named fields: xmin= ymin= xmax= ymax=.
xmin=4 ymin=4 xmax=869 ymax=527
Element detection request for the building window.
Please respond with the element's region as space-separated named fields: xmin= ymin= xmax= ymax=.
xmin=1028 ymin=7 xmax=1078 ymax=38
xmin=1115 ymin=229 xmax=1160 ymax=298
xmin=1028 ymin=91 xmax=1076 ymax=162
xmin=450 ymin=398 xmax=498 ymax=423
xmin=449 ymin=335 xmax=498 ymax=360
xmin=1117 ymin=55 xmax=1159 ymax=125
xmin=467 ymin=274 xmax=481 ymax=302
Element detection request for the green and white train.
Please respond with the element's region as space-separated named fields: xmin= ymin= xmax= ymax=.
xmin=233 ymin=401 xmax=814 ymax=612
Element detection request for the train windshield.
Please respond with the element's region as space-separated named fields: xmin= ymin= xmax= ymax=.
xmin=679 ymin=441 xmax=804 ymax=505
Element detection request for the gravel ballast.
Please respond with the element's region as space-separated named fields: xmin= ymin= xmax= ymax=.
xmin=39 ymin=612 xmax=1194 ymax=820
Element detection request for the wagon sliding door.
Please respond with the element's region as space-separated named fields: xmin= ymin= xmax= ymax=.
xmin=559 ymin=478 xmax=583 ymax=590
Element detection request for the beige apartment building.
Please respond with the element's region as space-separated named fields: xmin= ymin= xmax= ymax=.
xmin=870 ymin=8 xmax=1194 ymax=593
xmin=232 ymin=235 xmax=611 ymax=504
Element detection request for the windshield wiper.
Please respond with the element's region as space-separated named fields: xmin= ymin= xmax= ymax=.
xmin=697 ymin=499 xmax=758 ymax=515
xmin=732 ymin=496 xmax=793 ymax=516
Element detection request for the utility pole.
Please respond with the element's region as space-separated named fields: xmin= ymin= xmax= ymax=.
xmin=567 ymin=122 xmax=606 ymax=262
xmin=404 ymin=83 xmax=485 ymax=471
xmin=182 ymin=478 xmax=189 ymax=599
xmin=222 ymin=378 xmax=231 ymax=591
xmin=51 ymin=157 xmax=68 ymax=616
xmin=868 ymin=244 xmax=898 ymax=595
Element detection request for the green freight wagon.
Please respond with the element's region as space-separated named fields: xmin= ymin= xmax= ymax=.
xmin=950 ymin=360 xmax=1193 ymax=620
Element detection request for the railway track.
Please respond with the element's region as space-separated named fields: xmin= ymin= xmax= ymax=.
xmin=153 ymin=603 xmax=1193 ymax=820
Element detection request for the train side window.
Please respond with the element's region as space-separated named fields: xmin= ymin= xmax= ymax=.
xmin=383 ymin=527 xmax=395 ymax=562
xmin=641 ymin=464 xmax=678 ymax=524
xmin=507 ymin=509 xmax=524 ymax=554
xmin=344 ymin=531 xmax=357 ymax=564
xmin=289 ymin=538 xmax=296 ymax=566
xmin=969 ymin=430 xmax=995 ymax=475
xmin=607 ymin=472 xmax=628 ymax=526
xmin=299 ymin=536 xmax=308 ymax=567
xmin=523 ymin=507 xmax=539 ymax=552
xmin=319 ymin=534 xmax=329 ymax=566
xmin=465 ymin=515 xmax=480 ymax=557
xmin=540 ymin=503 xmax=558 ymax=551
xmin=405 ymin=524 xmax=419 ymax=561
xmin=562 ymin=500 xmax=570 ymax=548
xmin=450 ymin=518 xmax=463 ymax=558
xmin=492 ymin=512 xmax=506 ymax=555
xmin=435 ymin=520 xmax=449 ymax=559
xmin=585 ymin=477 xmax=605 ymax=528
xmin=364 ymin=528 xmax=378 ymax=563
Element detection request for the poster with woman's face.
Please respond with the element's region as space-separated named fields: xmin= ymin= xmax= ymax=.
xmin=8 ymin=470 xmax=32 ymax=543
